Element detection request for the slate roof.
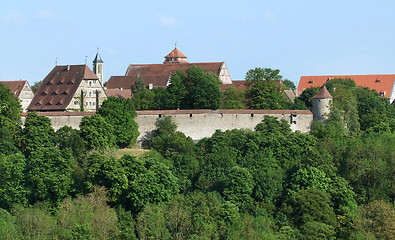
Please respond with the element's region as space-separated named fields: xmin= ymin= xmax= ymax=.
xmin=106 ymin=62 xmax=225 ymax=90
xmin=298 ymin=74 xmax=395 ymax=99
xmin=27 ymin=65 xmax=98 ymax=111
xmin=313 ymin=86 xmax=333 ymax=99
xmin=0 ymin=80 xmax=27 ymax=97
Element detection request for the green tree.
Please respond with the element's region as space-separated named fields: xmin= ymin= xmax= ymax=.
xmin=282 ymin=188 xmax=337 ymax=228
xmin=294 ymin=87 xmax=320 ymax=110
xmin=0 ymin=208 xmax=20 ymax=240
xmin=99 ymin=96 xmax=139 ymax=148
xmin=79 ymin=114 xmax=116 ymax=150
xmin=0 ymin=83 xmax=22 ymax=155
xmin=54 ymin=126 xmax=86 ymax=158
xmin=183 ymin=66 xmax=222 ymax=109
xmin=0 ymin=82 xmax=22 ymax=124
xmin=25 ymin=147 xmax=73 ymax=210
xmin=12 ymin=203 xmax=57 ymax=240
xmin=222 ymin=86 xmax=246 ymax=109
xmin=128 ymin=154 xmax=179 ymax=213
xmin=30 ymin=81 xmax=42 ymax=94
xmin=245 ymin=67 xmax=289 ymax=109
xmin=223 ymin=166 xmax=254 ymax=211
xmin=19 ymin=112 xmax=54 ymax=156
xmin=0 ymin=153 xmax=29 ymax=210
xmin=165 ymin=70 xmax=187 ymax=109
xmin=354 ymin=200 xmax=395 ymax=240
xmin=287 ymin=166 xmax=331 ymax=195
xmin=57 ymin=186 xmax=119 ymax=240
xmin=83 ymin=152 xmax=131 ymax=204
xmin=132 ymin=89 xmax=155 ymax=110
xmin=282 ymin=79 xmax=296 ymax=90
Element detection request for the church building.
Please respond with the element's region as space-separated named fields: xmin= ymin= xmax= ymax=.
xmin=105 ymin=47 xmax=233 ymax=92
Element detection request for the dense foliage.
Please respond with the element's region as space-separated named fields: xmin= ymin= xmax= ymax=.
xmin=132 ymin=66 xmax=222 ymax=110
xmin=0 ymin=78 xmax=394 ymax=239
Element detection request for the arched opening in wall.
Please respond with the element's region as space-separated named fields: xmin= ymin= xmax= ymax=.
xmin=251 ymin=114 xmax=254 ymax=117
xmin=159 ymin=114 xmax=162 ymax=118
xmin=190 ymin=114 xmax=193 ymax=118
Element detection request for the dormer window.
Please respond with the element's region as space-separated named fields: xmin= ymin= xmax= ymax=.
xmin=62 ymin=91 xmax=68 ymax=95
xmin=380 ymin=91 xmax=385 ymax=97
xmin=375 ymin=79 xmax=381 ymax=83
xmin=47 ymin=82 xmax=53 ymax=85
xmin=57 ymin=81 xmax=63 ymax=85
xmin=67 ymin=81 xmax=73 ymax=85
xmin=51 ymin=92 xmax=57 ymax=95
xmin=46 ymin=102 xmax=52 ymax=106
xmin=35 ymin=102 xmax=41 ymax=106
xmin=56 ymin=102 xmax=62 ymax=105
xmin=308 ymin=80 xmax=314 ymax=84
xmin=41 ymin=92 xmax=47 ymax=96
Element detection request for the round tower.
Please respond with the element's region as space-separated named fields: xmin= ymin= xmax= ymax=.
xmin=312 ymin=86 xmax=333 ymax=121
xmin=93 ymin=48 xmax=104 ymax=85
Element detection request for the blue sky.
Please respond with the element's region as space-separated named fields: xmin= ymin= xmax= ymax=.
xmin=1 ymin=0 xmax=395 ymax=87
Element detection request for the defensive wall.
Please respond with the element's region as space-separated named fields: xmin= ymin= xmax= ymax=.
xmin=22 ymin=109 xmax=313 ymax=145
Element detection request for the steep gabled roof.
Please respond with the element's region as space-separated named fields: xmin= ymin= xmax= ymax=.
xmin=313 ymin=86 xmax=332 ymax=99
xmin=106 ymin=62 xmax=225 ymax=90
xmin=0 ymin=80 xmax=28 ymax=97
xmin=27 ymin=65 xmax=98 ymax=111
xmin=298 ymin=74 xmax=395 ymax=99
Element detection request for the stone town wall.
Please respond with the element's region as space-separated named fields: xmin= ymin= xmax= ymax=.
xmin=22 ymin=109 xmax=313 ymax=145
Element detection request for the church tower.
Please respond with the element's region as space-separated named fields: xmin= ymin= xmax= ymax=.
xmin=93 ymin=48 xmax=104 ymax=85
xmin=163 ymin=47 xmax=188 ymax=64
xmin=312 ymin=86 xmax=333 ymax=121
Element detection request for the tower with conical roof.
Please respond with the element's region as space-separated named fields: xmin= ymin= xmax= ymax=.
xmin=163 ymin=47 xmax=188 ymax=64
xmin=312 ymin=86 xmax=333 ymax=121
xmin=93 ymin=48 xmax=104 ymax=85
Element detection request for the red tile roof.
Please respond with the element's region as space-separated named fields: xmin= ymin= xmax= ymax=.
xmin=105 ymin=88 xmax=132 ymax=98
xmin=106 ymin=62 xmax=225 ymax=90
xmin=313 ymin=86 xmax=333 ymax=99
xmin=0 ymin=80 xmax=28 ymax=97
xmin=298 ymin=75 xmax=395 ymax=99
xmin=164 ymin=47 xmax=187 ymax=59
xmin=27 ymin=65 xmax=98 ymax=111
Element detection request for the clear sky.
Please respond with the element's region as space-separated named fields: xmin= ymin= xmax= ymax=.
xmin=1 ymin=0 xmax=395 ymax=87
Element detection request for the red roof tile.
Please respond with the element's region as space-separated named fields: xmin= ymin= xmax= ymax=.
xmin=27 ymin=65 xmax=98 ymax=111
xmin=0 ymin=80 xmax=28 ymax=97
xmin=105 ymin=88 xmax=132 ymax=98
xmin=298 ymin=74 xmax=395 ymax=99
xmin=164 ymin=47 xmax=187 ymax=59
xmin=106 ymin=62 xmax=225 ymax=90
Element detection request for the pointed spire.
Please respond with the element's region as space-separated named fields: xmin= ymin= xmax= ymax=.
xmin=313 ymin=86 xmax=333 ymax=99
xmin=93 ymin=47 xmax=103 ymax=63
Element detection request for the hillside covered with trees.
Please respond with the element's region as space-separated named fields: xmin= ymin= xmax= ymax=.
xmin=0 ymin=76 xmax=394 ymax=239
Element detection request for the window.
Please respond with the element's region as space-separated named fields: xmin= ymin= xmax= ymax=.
xmin=380 ymin=92 xmax=385 ymax=97
xmin=89 ymin=81 xmax=92 ymax=87
xmin=375 ymin=79 xmax=381 ymax=83
xmin=93 ymin=80 xmax=96 ymax=84
xmin=93 ymin=102 xmax=96 ymax=106
xmin=74 ymin=101 xmax=79 ymax=105
xmin=89 ymin=92 xmax=92 ymax=97
xmin=308 ymin=80 xmax=314 ymax=84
